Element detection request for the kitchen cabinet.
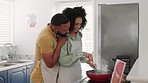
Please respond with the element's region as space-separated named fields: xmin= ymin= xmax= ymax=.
xmin=0 ymin=62 xmax=33 ymax=83
xmin=0 ymin=70 xmax=7 ymax=83
xmin=26 ymin=64 xmax=33 ymax=83
xmin=8 ymin=66 xmax=26 ymax=83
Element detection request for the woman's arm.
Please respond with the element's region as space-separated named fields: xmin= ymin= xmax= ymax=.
xmin=58 ymin=44 xmax=84 ymax=67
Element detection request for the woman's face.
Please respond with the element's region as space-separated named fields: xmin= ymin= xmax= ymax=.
xmin=73 ymin=17 xmax=82 ymax=33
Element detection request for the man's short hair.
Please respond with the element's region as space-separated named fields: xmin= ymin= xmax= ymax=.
xmin=51 ymin=13 xmax=69 ymax=26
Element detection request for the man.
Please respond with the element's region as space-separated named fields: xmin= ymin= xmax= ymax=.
xmin=30 ymin=13 xmax=70 ymax=83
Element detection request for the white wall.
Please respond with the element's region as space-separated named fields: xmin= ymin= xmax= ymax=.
xmin=138 ymin=0 xmax=148 ymax=67
xmin=14 ymin=0 xmax=52 ymax=56
xmin=94 ymin=0 xmax=148 ymax=69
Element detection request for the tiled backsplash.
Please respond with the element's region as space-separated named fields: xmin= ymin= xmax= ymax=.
xmin=15 ymin=54 xmax=35 ymax=60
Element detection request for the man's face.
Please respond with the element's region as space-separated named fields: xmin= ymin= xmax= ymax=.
xmin=56 ymin=22 xmax=70 ymax=37
xmin=56 ymin=31 xmax=67 ymax=37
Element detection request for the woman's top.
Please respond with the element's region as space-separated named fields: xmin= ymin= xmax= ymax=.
xmin=58 ymin=31 xmax=88 ymax=67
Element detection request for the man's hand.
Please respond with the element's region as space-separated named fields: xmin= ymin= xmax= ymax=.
xmin=57 ymin=37 xmax=68 ymax=47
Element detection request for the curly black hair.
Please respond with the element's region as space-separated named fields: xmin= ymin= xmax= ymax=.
xmin=62 ymin=6 xmax=87 ymax=31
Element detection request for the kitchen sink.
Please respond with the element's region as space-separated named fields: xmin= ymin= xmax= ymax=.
xmin=0 ymin=60 xmax=33 ymax=68
xmin=0 ymin=62 xmax=16 ymax=67
xmin=7 ymin=60 xmax=32 ymax=63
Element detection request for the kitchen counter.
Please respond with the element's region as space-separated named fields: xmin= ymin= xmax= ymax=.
xmin=127 ymin=59 xmax=148 ymax=83
xmin=0 ymin=60 xmax=34 ymax=71
xmin=80 ymin=77 xmax=110 ymax=83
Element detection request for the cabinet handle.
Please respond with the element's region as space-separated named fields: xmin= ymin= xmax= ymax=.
xmin=27 ymin=67 xmax=30 ymax=69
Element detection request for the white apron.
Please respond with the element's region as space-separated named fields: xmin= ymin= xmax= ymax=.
xmin=40 ymin=59 xmax=59 ymax=83
xmin=58 ymin=37 xmax=82 ymax=83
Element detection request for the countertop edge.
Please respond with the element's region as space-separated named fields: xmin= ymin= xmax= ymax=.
xmin=127 ymin=77 xmax=148 ymax=82
xmin=0 ymin=61 xmax=34 ymax=72
xmin=127 ymin=59 xmax=148 ymax=82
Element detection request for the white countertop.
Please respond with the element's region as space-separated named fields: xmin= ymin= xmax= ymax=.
xmin=127 ymin=59 xmax=148 ymax=82
xmin=0 ymin=60 xmax=34 ymax=72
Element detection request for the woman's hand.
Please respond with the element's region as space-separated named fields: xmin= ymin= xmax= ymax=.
xmin=87 ymin=60 xmax=96 ymax=68
xmin=83 ymin=52 xmax=93 ymax=61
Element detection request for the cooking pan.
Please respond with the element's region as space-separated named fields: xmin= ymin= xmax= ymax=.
xmin=86 ymin=70 xmax=112 ymax=81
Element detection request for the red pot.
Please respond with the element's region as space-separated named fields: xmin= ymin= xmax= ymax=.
xmin=86 ymin=70 xmax=112 ymax=81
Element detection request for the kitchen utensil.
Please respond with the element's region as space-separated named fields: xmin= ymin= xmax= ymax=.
xmin=89 ymin=61 xmax=99 ymax=74
xmin=91 ymin=65 xmax=100 ymax=74
xmin=86 ymin=70 xmax=112 ymax=81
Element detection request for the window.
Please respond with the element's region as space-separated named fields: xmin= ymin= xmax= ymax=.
xmin=0 ymin=0 xmax=14 ymax=45
xmin=52 ymin=1 xmax=94 ymax=53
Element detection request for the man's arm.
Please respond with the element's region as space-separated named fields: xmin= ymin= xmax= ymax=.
xmin=42 ymin=45 xmax=62 ymax=68
xmin=42 ymin=37 xmax=67 ymax=68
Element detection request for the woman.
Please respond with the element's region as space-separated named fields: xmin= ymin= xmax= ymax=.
xmin=58 ymin=6 xmax=95 ymax=83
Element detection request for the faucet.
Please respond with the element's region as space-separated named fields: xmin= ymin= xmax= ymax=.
xmin=2 ymin=43 xmax=16 ymax=61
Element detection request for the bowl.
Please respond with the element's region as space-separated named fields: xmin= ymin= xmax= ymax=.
xmin=86 ymin=70 xmax=112 ymax=81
